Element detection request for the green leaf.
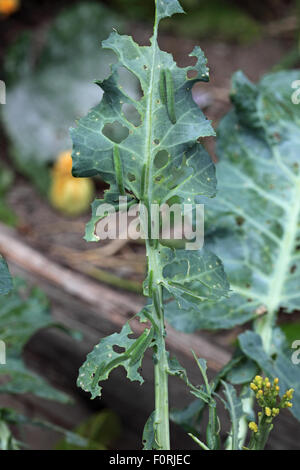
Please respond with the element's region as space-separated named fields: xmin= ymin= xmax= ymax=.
xmin=0 ymin=280 xmax=53 ymax=353
xmin=161 ymin=247 xmax=229 ymax=311
xmin=77 ymin=320 xmax=155 ymax=399
xmin=155 ymin=0 xmax=185 ymax=22
xmin=168 ymin=70 xmax=300 ymax=332
xmin=71 ymin=5 xmax=215 ymax=229
xmin=0 ymin=257 xmax=12 ymax=296
xmin=226 ymin=358 xmax=259 ymax=385
xmin=220 ymin=381 xmax=243 ymax=450
xmin=239 ymin=330 xmax=300 ymax=421
xmin=0 ymin=358 xmax=70 ymax=403
xmin=280 ymin=322 xmax=300 ymax=344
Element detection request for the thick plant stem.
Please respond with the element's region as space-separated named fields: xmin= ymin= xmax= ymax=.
xmin=146 ymin=239 xmax=170 ymax=450
xmin=154 ymin=320 xmax=170 ymax=450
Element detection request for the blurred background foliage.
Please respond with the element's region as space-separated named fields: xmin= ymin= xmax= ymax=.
xmin=0 ymin=0 xmax=299 ymax=210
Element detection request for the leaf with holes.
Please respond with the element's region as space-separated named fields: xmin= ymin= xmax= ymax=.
xmin=77 ymin=321 xmax=155 ymax=399
xmin=71 ymin=1 xmax=216 ymax=242
xmin=167 ymin=70 xmax=300 ymax=333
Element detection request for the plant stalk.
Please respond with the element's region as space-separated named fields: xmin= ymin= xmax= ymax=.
xmin=146 ymin=239 xmax=170 ymax=450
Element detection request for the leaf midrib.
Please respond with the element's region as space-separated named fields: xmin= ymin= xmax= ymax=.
xmin=265 ymin=178 xmax=300 ymax=316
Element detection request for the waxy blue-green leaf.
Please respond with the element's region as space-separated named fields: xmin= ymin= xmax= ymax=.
xmin=0 ymin=279 xmax=70 ymax=403
xmin=0 ymin=280 xmax=53 ymax=353
xmin=160 ymin=246 xmax=229 ymax=313
xmin=0 ymin=257 xmax=12 ymax=296
xmin=71 ymin=1 xmax=216 ymax=243
xmin=0 ymin=358 xmax=70 ymax=403
xmin=156 ymin=0 xmax=185 ymax=22
xmin=78 ymin=321 xmax=155 ymax=399
xmin=167 ymin=70 xmax=300 ymax=333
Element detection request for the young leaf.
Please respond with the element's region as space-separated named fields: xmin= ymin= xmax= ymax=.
xmin=220 ymin=381 xmax=243 ymax=450
xmin=142 ymin=411 xmax=160 ymax=450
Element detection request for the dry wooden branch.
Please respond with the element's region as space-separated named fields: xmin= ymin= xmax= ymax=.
xmin=0 ymin=222 xmax=230 ymax=370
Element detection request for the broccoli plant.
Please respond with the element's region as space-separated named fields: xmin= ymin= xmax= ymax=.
xmin=71 ymin=0 xmax=299 ymax=450
xmin=71 ymin=0 xmax=229 ymax=450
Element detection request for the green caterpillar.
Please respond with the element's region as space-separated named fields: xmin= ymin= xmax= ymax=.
xmin=129 ymin=328 xmax=154 ymax=366
xmin=159 ymin=69 xmax=177 ymax=125
xmin=113 ymin=145 xmax=125 ymax=195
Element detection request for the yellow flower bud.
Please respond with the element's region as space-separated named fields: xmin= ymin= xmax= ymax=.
xmin=265 ymin=407 xmax=271 ymax=417
xmin=272 ymin=408 xmax=279 ymax=417
xmin=287 ymin=402 xmax=293 ymax=408
xmin=274 ymin=378 xmax=279 ymax=385
xmin=250 ymin=383 xmax=258 ymax=392
xmin=249 ymin=422 xmax=258 ymax=433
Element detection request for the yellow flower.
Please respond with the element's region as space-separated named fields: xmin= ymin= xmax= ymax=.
xmin=49 ymin=150 xmax=94 ymax=216
xmin=249 ymin=422 xmax=258 ymax=433
xmin=265 ymin=407 xmax=271 ymax=417
xmin=0 ymin=0 xmax=19 ymax=16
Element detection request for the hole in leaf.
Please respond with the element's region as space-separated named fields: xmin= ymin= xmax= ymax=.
xmin=122 ymin=103 xmax=142 ymax=127
xmin=153 ymin=139 xmax=160 ymax=146
xmin=113 ymin=345 xmax=126 ymax=354
xmin=102 ymin=121 xmax=129 ymax=143
xmin=155 ymin=175 xmax=164 ymax=182
xmin=290 ymin=264 xmax=297 ymax=274
xmin=118 ymin=67 xmax=143 ymax=101
xmin=154 ymin=150 xmax=169 ymax=169
xmin=235 ymin=216 xmax=245 ymax=226
xmin=128 ymin=173 xmax=136 ymax=182
xmin=187 ymin=69 xmax=198 ymax=80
